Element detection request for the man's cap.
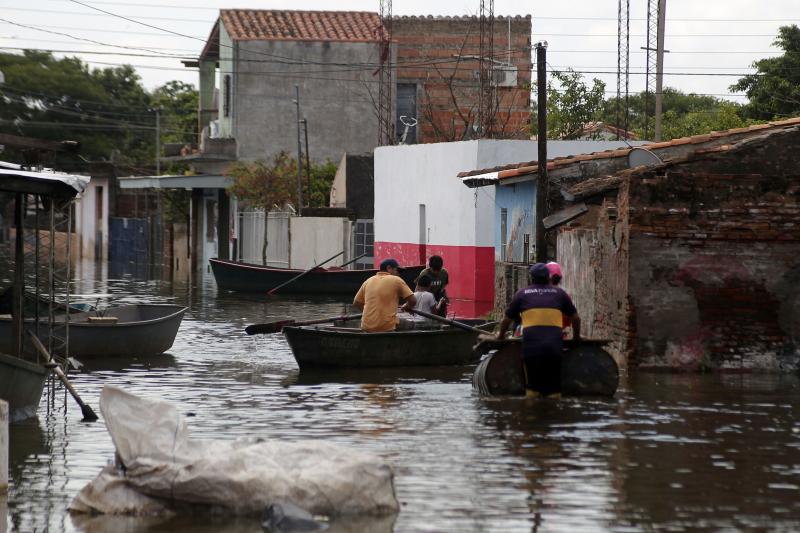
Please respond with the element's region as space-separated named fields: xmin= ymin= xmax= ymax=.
xmin=380 ymin=258 xmax=400 ymax=270
xmin=546 ymin=261 xmax=562 ymax=278
xmin=529 ymin=262 xmax=550 ymax=282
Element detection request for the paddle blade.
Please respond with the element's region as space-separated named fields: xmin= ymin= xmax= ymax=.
xmin=245 ymin=320 xmax=295 ymax=335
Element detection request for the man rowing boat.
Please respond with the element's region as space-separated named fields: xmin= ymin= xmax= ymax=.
xmin=353 ymin=258 xmax=417 ymax=332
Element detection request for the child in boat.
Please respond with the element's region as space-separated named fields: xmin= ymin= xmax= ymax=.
xmin=415 ymin=255 xmax=449 ymax=316
xmin=398 ymin=275 xmax=437 ymax=326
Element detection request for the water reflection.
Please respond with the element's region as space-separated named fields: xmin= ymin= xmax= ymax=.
xmin=5 ymin=265 xmax=800 ymax=532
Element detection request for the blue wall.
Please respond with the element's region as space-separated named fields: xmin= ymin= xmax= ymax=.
xmin=494 ymin=181 xmax=537 ymax=262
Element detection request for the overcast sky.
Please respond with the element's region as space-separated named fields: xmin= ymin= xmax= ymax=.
xmin=2 ymin=0 xmax=799 ymax=103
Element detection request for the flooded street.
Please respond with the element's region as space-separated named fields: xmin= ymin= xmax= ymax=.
xmin=6 ymin=270 xmax=800 ymax=532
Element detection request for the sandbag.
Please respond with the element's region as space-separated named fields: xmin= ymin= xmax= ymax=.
xmin=70 ymin=386 xmax=399 ymax=518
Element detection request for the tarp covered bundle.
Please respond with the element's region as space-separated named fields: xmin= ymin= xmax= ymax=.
xmin=70 ymin=386 xmax=399 ymax=518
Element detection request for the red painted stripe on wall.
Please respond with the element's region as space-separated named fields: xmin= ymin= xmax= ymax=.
xmin=374 ymin=241 xmax=495 ymax=307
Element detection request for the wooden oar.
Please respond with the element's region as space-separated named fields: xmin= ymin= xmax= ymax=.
xmin=27 ymin=331 xmax=99 ymax=422
xmin=408 ymin=309 xmax=490 ymax=335
xmin=267 ymin=250 xmax=344 ymax=295
xmin=245 ymin=313 xmax=363 ymax=335
xmin=337 ymin=252 xmax=367 ymax=269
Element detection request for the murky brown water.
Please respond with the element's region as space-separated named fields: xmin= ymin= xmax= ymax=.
xmin=5 ymin=269 xmax=800 ymax=532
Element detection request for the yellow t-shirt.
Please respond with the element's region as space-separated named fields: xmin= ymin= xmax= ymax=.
xmin=354 ymin=272 xmax=413 ymax=332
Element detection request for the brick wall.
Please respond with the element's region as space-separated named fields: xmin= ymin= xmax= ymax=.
xmin=393 ymin=16 xmax=532 ymax=143
xmin=624 ymin=131 xmax=800 ymax=371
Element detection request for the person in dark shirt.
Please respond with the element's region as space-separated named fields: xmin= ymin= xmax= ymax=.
xmin=415 ymin=255 xmax=449 ymax=316
xmin=496 ymin=263 xmax=581 ymax=399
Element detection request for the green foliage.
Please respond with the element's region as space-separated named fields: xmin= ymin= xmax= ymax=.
xmin=150 ymin=80 xmax=199 ymax=146
xmin=660 ymin=103 xmax=753 ymax=140
xmin=160 ymin=189 xmax=191 ymax=225
xmin=227 ymin=152 xmax=298 ymax=211
xmin=307 ymin=161 xmax=337 ymax=208
xmin=731 ymin=25 xmax=800 ymax=120
xmin=0 ymin=51 xmax=197 ymax=170
xmin=544 ymin=69 xmax=606 ymax=139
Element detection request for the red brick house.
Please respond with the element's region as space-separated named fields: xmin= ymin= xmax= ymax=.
xmin=393 ymin=15 xmax=532 ymax=143
xmin=557 ymin=118 xmax=800 ymax=371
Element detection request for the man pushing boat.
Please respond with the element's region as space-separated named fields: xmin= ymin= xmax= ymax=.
xmin=353 ymin=258 xmax=417 ymax=332
xmin=495 ymin=263 xmax=581 ymax=399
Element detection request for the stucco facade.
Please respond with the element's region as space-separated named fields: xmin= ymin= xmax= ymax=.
xmin=230 ymin=39 xmax=384 ymax=162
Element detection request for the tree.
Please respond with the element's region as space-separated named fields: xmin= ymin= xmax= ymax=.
xmin=0 ymin=51 xmax=197 ymax=170
xmin=150 ymin=80 xmax=199 ymax=147
xmin=544 ymin=69 xmax=606 ymax=139
xmin=307 ymin=161 xmax=337 ymax=208
xmin=731 ymin=25 xmax=800 ymax=120
xmin=227 ymin=152 xmax=297 ymax=265
xmin=660 ymin=102 xmax=752 ymax=140
xmin=600 ymin=87 xmax=757 ymax=140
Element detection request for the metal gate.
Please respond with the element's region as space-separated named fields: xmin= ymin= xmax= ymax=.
xmin=237 ymin=209 xmax=291 ymax=267
xmin=109 ymin=217 xmax=149 ymax=278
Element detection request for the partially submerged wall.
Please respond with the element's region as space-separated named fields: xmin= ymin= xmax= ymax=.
xmin=626 ymin=131 xmax=800 ymax=371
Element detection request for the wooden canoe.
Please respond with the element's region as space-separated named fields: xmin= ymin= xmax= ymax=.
xmin=283 ymin=319 xmax=495 ymax=369
xmin=0 ymin=304 xmax=186 ymax=358
xmin=472 ymin=339 xmax=620 ymax=397
xmin=210 ymin=258 xmax=425 ymax=294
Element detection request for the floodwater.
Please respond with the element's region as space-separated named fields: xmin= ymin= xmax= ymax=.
xmin=5 ymin=267 xmax=800 ymax=532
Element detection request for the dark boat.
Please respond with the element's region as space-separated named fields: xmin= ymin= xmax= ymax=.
xmin=0 ymin=304 xmax=187 ymax=358
xmin=0 ymin=351 xmax=48 ymax=422
xmin=472 ymin=339 xmax=620 ymax=397
xmin=283 ymin=319 xmax=494 ymax=369
xmin=210 ymin=258 xmax=425 ymax=294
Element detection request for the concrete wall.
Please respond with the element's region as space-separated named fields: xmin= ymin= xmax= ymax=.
xmin=289 ymin=216 xmax=352 ymax=270
xmin=374 ymin=140 xmax=543 ymax=314
xmin=233 ymin=39 xmax=382 ymax=162
xmin=75 ymin=176 xmax=109 ymax=262
xmin=218 ymin=22 xmax=235 ymax=138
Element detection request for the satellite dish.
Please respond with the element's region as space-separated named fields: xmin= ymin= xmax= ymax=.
xmin=628 ymin=147 xmax=663 ymax=168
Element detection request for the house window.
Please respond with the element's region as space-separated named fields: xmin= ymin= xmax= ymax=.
xmin=223 ymin=74 xmax=231 ymax=118
xmin=500 ymin=208 xmax=508 ymax=261
xmin=396 ymin=83 xmax=417 ymax=144
xmin=354 ymin=219 xmax=374 ymax=270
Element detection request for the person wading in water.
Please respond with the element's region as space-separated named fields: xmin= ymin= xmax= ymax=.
xmin=353 ymin=258 xmax=417 ymax=332
xmin=496 ymin=263 xmax=581 ymax=399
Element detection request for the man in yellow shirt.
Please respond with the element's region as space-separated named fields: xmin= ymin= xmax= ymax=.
xmin=353 ymin=258 xmax=417 ymax=332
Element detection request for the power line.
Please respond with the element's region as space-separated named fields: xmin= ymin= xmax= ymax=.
xmin=6 ymin=6 xmax=800 ymax=24
xmin=0 ymin=17 xmax=185 ymax=57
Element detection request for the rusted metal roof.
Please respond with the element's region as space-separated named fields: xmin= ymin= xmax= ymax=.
xmin=219 ymin=9 xmax=383 ymax=42
xmin=458 ymin=116 xmax=800 ymax=180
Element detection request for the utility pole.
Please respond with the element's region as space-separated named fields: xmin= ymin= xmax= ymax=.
xmin=293 ymin=85 xmax=303 ymax=211
xmin=535 ymin=42 xmax=548 ymax=263
xmin=155 ymin=108 xmax=161 ymax=175
xmin=302 ymin=118 xmax=311 ymax=207
xmin=654 ymin=0 xmax=667 ymax=141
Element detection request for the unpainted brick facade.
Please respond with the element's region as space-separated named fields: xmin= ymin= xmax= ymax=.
xmin=559 ymin=127 xmax=800 ymax=371
xmin=393 ymin=16 xmax=532 ymax=143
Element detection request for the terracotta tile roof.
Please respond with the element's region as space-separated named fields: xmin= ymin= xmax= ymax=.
xmin=458 ymin=116 xmax=800 ymax=179
xmin=219 ymin=10 xmax=383 ymax=42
